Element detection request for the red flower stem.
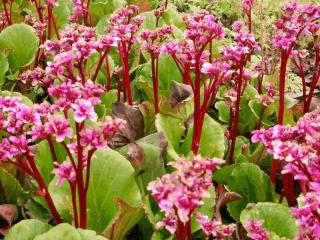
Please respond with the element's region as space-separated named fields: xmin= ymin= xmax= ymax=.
xmin=47 ymin=137 xmax=58 ymax=163
xmin=270 ymin=52 xmax=289 ymax=185
xmin=84 ymin=149 xmax=95 ymax=192
xmin=70 ymin=182 xmax=79 ymax=228
xmin=164 ymin=0 xmax=168 ymax=9
xmin=183 ymin=66 xmax=192 ymax=85
xmin=92 ymin=50 xmax=108 ymax=83
xmin=119 ymin=46 xmax=133 ymax=105
xmin=26 ymin=153 xmax=63 ymax=223
xmin=33 ymin=0 xmax=44 ymax=22
xmin=248 ymin=9 xmax=252 ymax=33
xmin=79 ymin=58 xmax=86 ymax=84
xmin=105 ymin=54 xmax=112 ymax=91
xmin=2 ymin=0 xmax=11 ymax=25
xmin=51 ymin=13 xmax=60 ymax=39
xmin=9 ymin=0 xmax=13 ymax=24
xmin=151 ymin=55 xmax=159 ymax=114
xmin=61 ymin=142 xmax=77 ymax=170
xmin=257 ymin=106 xmax=265 ymax=130
xmin=305 ymin=69 xmax=320 ymax=113
xmin=75 ymin=122 xmax=87 ymax=229
xmin=275 ymin=51 xmax=296 ymax=206
xmin=228 ymin=57 xmax=245 ymax=164
xmin=191 ymin=57 xmax=205 ymax=154
xmin=116 ymin=73 xmax=122 ymax=102
xmin=47 ymin=7 xmax=52 ymax=39
xmin=293 ymin=58 xmax=307 ymax=112
xmin=209 ymin=40 xmax=213 ymax=63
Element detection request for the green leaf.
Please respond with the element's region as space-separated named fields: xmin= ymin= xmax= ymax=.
xmin=4 ymin=219 xmax=52 ymax=240
xmin=0 ymin=53 xmax=9 ymax=85
xmin=240 ymin=202 xmax=298 ymax=239
xmin=155 ymin=114 xmax=185 ymax=159
xmin=102 ymin=199 xmax=143 ymax=240
xmin=48 ymin=176 xmax=73 ymax=222
xmin=87 ymin=148 xmax=142 ymax=233
xmin=140 ymin=11 xmax=157 ymax=30
xmin=0 ymin=168 xmax=29 ymax=204
xmin=53 ymin=0 xmax=72 ymax=29
xmin=215 ymin=101 xmax=229 ymax=123
xmin=181 ymin=114 xmax=225 ymax=158
xmin=100 ymin=90 xmax=117 ymax=115
xmin=160 ymin=7 xmax=184 ymax=30
xmin=140 ymin=55 xmax=182 ymax=91
xmin=214 ymin=163 xmax=275 ymax=220
xmin=118 ymin=133 xmax=167 ymax=191
xmin=34 ymin=223 xmax=108 ymax=240
xmin=0 ymin=24 xmax=39 ymax=70
xmin=34 ymin=141 xmax=55 ymax=185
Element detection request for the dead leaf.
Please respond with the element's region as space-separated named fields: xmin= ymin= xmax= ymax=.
xmin=110 ymin=103 xmax=145 ymax=148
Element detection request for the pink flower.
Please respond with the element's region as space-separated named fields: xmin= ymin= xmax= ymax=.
xmin=53 ymin=162 xmax=76 ymax=186
xmin=8 ymin=135 xmax=29 ymax=155
xmin=232 ymin=20 xmax=244 ymax=32
xmin=196 ymin=213 xmax=221 ymax=236
xmin=246 ymin=220 xmax=269 ymax=240
xmin=80 ymin=128 xmax=106 ymax=149
xmin=0 ymin=139 xmax=11 ymax=160
xmin=46 ymin=118 xmax=73 ymax=142
xmin=72 ymin=99 xmax=97 ymax=123
xmin=16 ymin=106 xmax=41 ymax=126
xmin=102 ymin=117 xmax=126 ymax=139
xmin=147 ymin=156 xmax=224 ymax=233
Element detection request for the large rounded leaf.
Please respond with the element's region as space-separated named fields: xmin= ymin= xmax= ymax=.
xmin=181 ymin=114 xmax=225 ymax=158
xmin=155 ymin=114 xmax=185 ymax=159
xmin=87 ymin=148 xmax=142 ymax=232
xmin=214 ymin=163 xmax=275 ymax=220
xmin=34 ymin=224 xmax=108 ymax=240
xmin=4 ymin=219 xmax=52 ymax=240
xmin=0 ymin=24 xmax=39 ymax=70
xmin=0 ymin=168 xmax=29 ymax=204
xmin=240 ymin=202 xmax=298 ymax=239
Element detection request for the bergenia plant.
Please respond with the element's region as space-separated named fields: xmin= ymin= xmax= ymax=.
xmin=147 ymin=156 xmax=235 ymax=240
xmin=140 ymin=26 xmax=173 ymax=113
xmin=270 ymin=0 xmax=319 ymax=206
xmin=252 ymin=110 xmax=320 ymax=238
xmin=223 ymin=20 xmax=260 ymax=163
xmin=0 ymin=0 xmax=320 ymax=239
xmin=1 ymin=23 xmax=127 ymax=229
xmin=107 ymin=5 xmax=144 ymax=105
xmin=162 ymin=11 xmax=228 ymax=154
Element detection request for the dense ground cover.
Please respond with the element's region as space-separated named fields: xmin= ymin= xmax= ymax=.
xmin=0 ymin=0 xmax=319 ymax=239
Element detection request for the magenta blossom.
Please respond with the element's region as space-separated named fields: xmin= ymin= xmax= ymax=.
xmin=147 ymin=156 xmax=224 ymax=233
xmin=72 ymin=99 xmax=98 ymax=123
xmin=53 ymin=162 xmax=76 ymax=186
xmin=246 ymin=219 xmax=269 ymax=240
xmin=46 ymin=118 xmax=73 ymax=142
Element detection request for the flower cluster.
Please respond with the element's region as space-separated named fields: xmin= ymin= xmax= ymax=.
xmin=70 ymin=0 xmax=86 ymax=22
xmin=292 ymin=192 xmax=320 ymax=239
xmin=252 ymin=110 xmax=320 ymax=238
xmin=162 ymin=10 xmax=225 ymax=67
xmin=223 ymin=20 xmax=260 ymax=62
xmin=140 ymin=26 xmax=173 ymax=57
xmin=147 ymin=156 xmax=224 ymax=234
xmin=196 ymin=213 xmax=235 ymax=239
xmin=108 ymin=5 xmax=144 ymax=47
xmin=42 ymin=24 xmax=100 ymax=77
xmin=242 ymin=0 xmax=255 ymax=15
xmin=246 ymin=219 xmax=269 ymax=240
xmin=257 ymin=82 xmax=277 ymax=107
xmin=273 ymin=1 xmax=320 ymax=51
